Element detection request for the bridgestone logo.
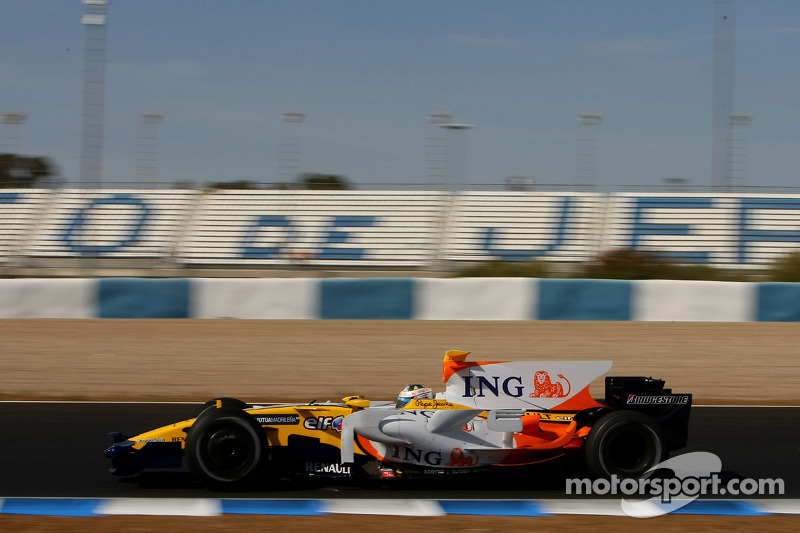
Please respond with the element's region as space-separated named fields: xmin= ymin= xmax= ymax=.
xmin=626 ymin=394 xmax=689 ymax=405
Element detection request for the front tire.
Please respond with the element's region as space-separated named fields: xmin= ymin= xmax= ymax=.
xmin=193 ymin=397 xmax=250 ymax=418
xmin=584 ymin=410 xmax=665 ymax=479
xmin=185 ymin=407 xmax=266 ymax=487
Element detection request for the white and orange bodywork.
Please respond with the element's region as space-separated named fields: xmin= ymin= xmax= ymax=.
xmin=340 ymin=351 xmax=612 ymax=469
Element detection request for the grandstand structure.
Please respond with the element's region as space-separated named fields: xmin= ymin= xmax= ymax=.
xmin=2 ymin=188 xmax=800 ymax=277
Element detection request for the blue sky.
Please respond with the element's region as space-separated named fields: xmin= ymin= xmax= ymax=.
xmin=2 ymin=1 xmax=800 ymax=190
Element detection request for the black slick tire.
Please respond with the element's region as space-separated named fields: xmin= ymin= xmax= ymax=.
xmin=185 ymin=407 xmax=266 ymax=487
xmin=584 ymin=410 xmax=665 ymax=479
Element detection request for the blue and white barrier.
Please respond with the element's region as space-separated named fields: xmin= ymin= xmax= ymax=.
xmin=1 ymin=277 xmax=799 ymax=321
xmin=0 ymin=497 xmax=795 ymax=517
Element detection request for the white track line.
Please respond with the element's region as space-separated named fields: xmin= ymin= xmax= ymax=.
xmin=96 ymin=498 xmax=222 ymax=516
xmin=323 ymin=499 xmax=445 ymax=516
xmin=749 ymin=499 xmax=800 ymax=514
xmin=538 ymin=499 xmax=628 ymax=516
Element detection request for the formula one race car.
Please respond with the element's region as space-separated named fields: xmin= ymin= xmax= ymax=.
xmin=105 ymin=351 xmax=692 ymax=488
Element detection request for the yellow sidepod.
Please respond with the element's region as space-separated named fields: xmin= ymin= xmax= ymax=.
xmin=249 ymin=405 xmax=358 ymax=451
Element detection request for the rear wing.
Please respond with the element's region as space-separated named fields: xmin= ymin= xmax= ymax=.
xmin=604 ymin=375 xmax=693 ymax=450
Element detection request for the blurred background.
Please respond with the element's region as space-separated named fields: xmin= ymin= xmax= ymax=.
xmin=3 ymin=0 xmax=799 ymax=191
xmin=3 ymin=1 xmax=800 ymax=281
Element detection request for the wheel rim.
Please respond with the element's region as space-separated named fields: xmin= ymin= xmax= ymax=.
xmin=602 ymin=424 xmax=660 ymax=477
xmin=202 ymin=424 xmax=257 ymax=478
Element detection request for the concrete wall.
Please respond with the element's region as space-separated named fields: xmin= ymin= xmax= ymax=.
xmin=4 ymin=190 xmax=800 ymax=269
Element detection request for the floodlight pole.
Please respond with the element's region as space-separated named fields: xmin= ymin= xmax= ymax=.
xmin=0 ymin=112 xmax=27 ymax=154
xmin=136 ymin=111 xmax=166 ymax=186
xmin=279 ymin=109 xmax=306 ymax=184
xmin=575 ymin=111 xmax=604 ymax=189
xmin=426 ymin=111 xmax=452 ymax=189
xmin=726 ymin=112 xmax=753 ymax=189
xmin=711 ymin=0 xmax=736 ymax=190
xmin=438 ymin=122 xmax=474 ymax=192
xmin=80 ymin=0 xmax=109 ymax=188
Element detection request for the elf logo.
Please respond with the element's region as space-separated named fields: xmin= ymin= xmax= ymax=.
xmin=304 ymin=415 xmax=345 ymax=432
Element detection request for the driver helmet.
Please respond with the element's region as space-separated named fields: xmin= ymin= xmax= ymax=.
xmin=396 ymin=384 xmax=434 ymax=408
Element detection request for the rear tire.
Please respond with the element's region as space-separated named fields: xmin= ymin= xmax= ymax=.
xmin=185 ymin=407 xmax=266 ymax=487
xmin=584 ymin=410 xmax=665 ymax=479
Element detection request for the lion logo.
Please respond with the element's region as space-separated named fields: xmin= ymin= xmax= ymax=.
xmin=446 ymin=448 xmax=478 ymax=467
xmin=529 ymin=371 xmax=571 ymax=398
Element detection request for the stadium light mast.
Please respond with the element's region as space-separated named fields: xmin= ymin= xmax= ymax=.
xmin=426 ymin=111 xmax=452 ymax=189
xmin=711 ymin=0 xmax=736 ymax=190
xmin=136 ymin=111 xmax=166 ymax=185
xmin=80 ymin=0 xmax=109 ymax=188
xmin=438 ymin=122 xmax=474 ymax=192
xmin=278 ymin=109 xmax=306 ymax=185
xmin=726 ymin=112 xmax=753 ymax=189
xmin=575 ymin=111 xmax=604 ymax=190
xmin=0 ymin=112 xmax=27 ymax=154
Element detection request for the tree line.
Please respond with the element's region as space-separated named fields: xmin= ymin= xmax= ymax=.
xmin=0 ymin=153 xmax=350 ymax=190
xmin=0 ymin=154 xmax=56 ymax=188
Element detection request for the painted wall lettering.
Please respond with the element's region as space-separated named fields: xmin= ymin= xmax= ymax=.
xmin=317 ymin=215 xmax=376 ymax=260
xmin=481 ymin=197 xmax=572 ymax=260
xmin=241 ymin=215 xmax=293 ymax=258
xmin=61 ymin=194 xmax=151 ymax=255
xmin=737 ymin=198 xmax=800 ymax=263
xmin=629 ymin=197 xmax=714 ymax=262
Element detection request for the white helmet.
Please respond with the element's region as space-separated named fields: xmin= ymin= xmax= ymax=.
xmin=396 ymin=384 xmax=434 ymax=408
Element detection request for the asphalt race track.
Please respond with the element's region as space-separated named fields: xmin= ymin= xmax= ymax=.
xmin=0 ymin=403 xmax=797 ymax=499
